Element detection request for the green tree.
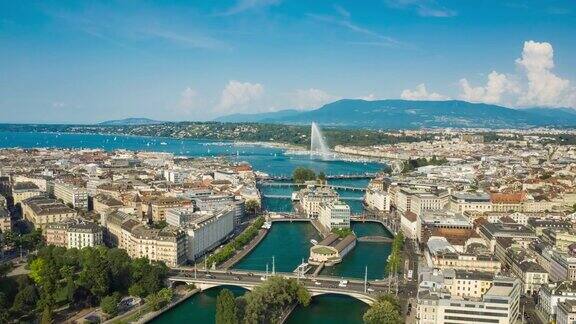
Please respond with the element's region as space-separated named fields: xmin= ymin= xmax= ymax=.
xmin=29 ymin=258 xmax=46 ymax=284
xmin=100 ymin=293 xmax=121 ymax=316
xmin=10 ymin=285 xmax=38 ymax=316
xmin=363 ymin=296 xmax=402 ymax=324
xmin=292 ymin=167 xmax=316 ymax=183
xmin=216 ymin=289 xmax=238 ymax=324
xmin=40 ymin=306 xmax=53 ymax=324
xmin=243 ymin=276 xmax=311 ymax=324
xmin=245 ymin=199 xmax=260 ymax=215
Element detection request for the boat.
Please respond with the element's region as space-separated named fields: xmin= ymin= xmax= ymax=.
xmin=160 ymin=142 xmax=167 ymax=145
xmin=261 ymin=221 xmax=272 ymax=230
xmin=293 ymin=262 xmax=311 ymax=274
xmin=310 ymin=239 xmax=318 ymax=245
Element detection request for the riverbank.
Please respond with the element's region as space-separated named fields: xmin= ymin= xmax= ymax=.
xmin=220 ymin=228 xmax=269 ymax=269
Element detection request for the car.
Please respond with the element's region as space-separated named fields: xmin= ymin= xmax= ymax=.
xmin=205 ymin=274 xmax=214 ymax=279
xmin=314 ymin=281 xmax=322 ymax=286
xmin=234 ymin=276 xmax=241 ymax=281
xmin=338 ymin=280 xmax=348 ymax=288
xmin=260 ymin=276 xmax=267 ymax=281
xmin=367 ymin=288 xmax=375 ymax=292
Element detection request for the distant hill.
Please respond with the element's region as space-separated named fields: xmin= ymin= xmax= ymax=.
xmin=214 ymin=109 xmax=301 ymax=123
xmin=215 ymin=99 xmax=576 ymax=129
xmin=98 ymin=118 xmax=163 ymax=126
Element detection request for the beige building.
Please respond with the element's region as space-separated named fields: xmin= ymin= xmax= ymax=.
xmin=298 ymin=186 xmax=339 ymax=218
xmin=21 ymin=196 xmax=77 ymax=229
xmin=0 ymin=206 xmax=11 ymax=233
xmin=146 ymin=197 xmax=192 ymax=222
xmin=12 ymin=181 xmax=42 ymax=205
xmin=105 ymin=211 xmax=186 ymax=267
xmin=44 ymin=222 xmax=68 ymax=247
xmin=93 ymin=193 xmax=125 ymax=215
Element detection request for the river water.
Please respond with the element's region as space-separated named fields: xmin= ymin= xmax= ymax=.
xmin=0 ymin=131 xmax=389 ymax=323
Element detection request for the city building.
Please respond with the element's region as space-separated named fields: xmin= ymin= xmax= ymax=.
xmin=12 ymin=181 xmax=42 ymax=205
xmin=54 ymin=182 xmax=89 ymax=210
xmin=298 ymin=186 xmax=339 ymax=218
xmin=21 ymin=196 xmax=77 ymax=229
xmin=93 ymin=193 xmax=125 ymax=215
xmin=0 ymin=206 xmax=11 ymax=233
xmin=44 ymin=219 xmax=103 ymax=249
xmin=308 ymin=233 xmax=356 ymax=266
xmin=538 ymin=282 xmax=576 ymax=323
xmin=104 ymin=211 xmax=186 ymax=267
xmin=318 ymin=200 xmax=351 ymax=231
xmin=364 ymin=188 xmax=390 ymax=212
xmin=557 ymin=300 xmax=576 ymax=324
xmin=417 ymin=274 xmax=520 ymax=324
xmin=449 ymin=192 xmax=492 ymax=215
xmin=175 ymin=208 xmax=235 ymax=262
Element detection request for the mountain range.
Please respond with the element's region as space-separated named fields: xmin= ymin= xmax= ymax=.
xmin=99 ymin=118 xmax=163 ymax=126
xmin=215 ymin=99 xmax=576 ymax=129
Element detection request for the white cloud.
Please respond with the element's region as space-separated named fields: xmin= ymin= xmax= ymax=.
xmin=179 ymin=87 xmax=198 ymax=113
xmin=292 ymin=88 xmax=338 ymax=109
xmin=385 ymin=0 xmax=457 ymax=17
xmin=358 ymin=94 xmax=378 ymax=101
xmin=220 ymin=0 xmax=281 ymax=16
xmin=459 ymin=71 xmax=519 ymax=105
xmin=401 ymin=84 xmax=450 ymax=100
xmin=216 ymin=80 xmax=264 ymax=112
xmin=515 ymin=41 xmax=575 ymax=107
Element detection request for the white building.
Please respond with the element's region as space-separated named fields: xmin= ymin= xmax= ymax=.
xmin=67 ymin=221 xmax=103 ymax=249
xmin=417 ymin=274 xmax=521 ymax=324
xmin=173 ymin=208 xmax=236 ymax=262
xmin=318 ymin=200 xmax=351 ymax=231
xmin=557 ymin=300 xmax=576 ymax=324
xmin=299 ymin=186 xmax=339 ymax=218
xmin=539 ymin=282 xmax=576 ymax=323
xmin=54 ymin=182 xmax=88 ymax=210
xmin=364 ymin=188 xmax=390 ymax=212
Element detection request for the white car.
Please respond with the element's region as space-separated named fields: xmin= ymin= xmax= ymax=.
xmin=338 ymin=280 xmax=348 ymax=288
xmin=367 ymin=288 xmax=375 ymax=292
xmin=314 ymin=281 xmax=322 ymax=286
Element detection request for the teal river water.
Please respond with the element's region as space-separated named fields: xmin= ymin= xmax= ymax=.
xmin=0 ymin=131 xmax=389 ymax=323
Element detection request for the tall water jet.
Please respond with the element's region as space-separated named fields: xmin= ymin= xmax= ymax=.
xmin=310 ymin=122 xmax=331 ymax=160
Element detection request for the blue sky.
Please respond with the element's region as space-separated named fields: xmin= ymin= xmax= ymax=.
xmin=0 ymin=0 xmax=575 ymax=123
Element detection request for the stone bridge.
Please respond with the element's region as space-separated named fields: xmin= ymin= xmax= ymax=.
xmin=167 ymin=269 xmax=394 ymax=305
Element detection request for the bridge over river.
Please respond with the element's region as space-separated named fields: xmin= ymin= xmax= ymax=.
xmin=168 ymin=268 xmax=398 ymax=305
xmin=258 ymin=172 xmax=378 ymax=182
xmin=258 ymin=182 xmax=367 ymax=192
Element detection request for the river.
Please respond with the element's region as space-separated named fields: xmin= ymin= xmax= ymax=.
xmin=0 ymin=131 xmax=388 ymax=323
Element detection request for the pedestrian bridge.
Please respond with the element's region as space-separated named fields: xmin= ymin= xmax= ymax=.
xmin=167 ymin=270 xmax=388 ymax=305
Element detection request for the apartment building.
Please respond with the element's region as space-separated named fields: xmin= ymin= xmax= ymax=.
xmin=449 ymin=192 xmax=492 ymax=214
xmin=44 ymin=219 xmax=103 ymax=249
xmin=539 ymin=282 xmax=576 ymax=323
xmin=0 ymin=206 xmax=11 ymax=233
xmin=105 ymin=210 xmax=186 ymax=267
xmin=12 ymin=181 xmax=42 ymax=205
xmin=169 ymin=207 xmax=235 ymax=262
xmin=318 ymin=200 xmax=351 ymax=231
xmin=21 ymin=196 xmax=77 ymax=229
xmin=299 ymin=186 xmax=339 ymax=218
xmin=364 ymin=188 xmax=390 ymax=212
xmin=54 ymin=182 xmax=88 ymax=210
xmin=417 ymin=274 xmax=521 ymax=324
xmin=557 ymin=300 xmax=576 ymax=324
xmin=93 ymin=193 xmax=125 ymax=215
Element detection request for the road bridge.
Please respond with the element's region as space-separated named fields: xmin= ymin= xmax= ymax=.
xmin=258 ymin=182 xmax=366 ymax=192
xmin=167 ymin=269 xmax=396 ymax=305
xmin=262 ymin=194 xmax=364 ymax=201
xmin=260 ymin=173 xmax=378 ymax=182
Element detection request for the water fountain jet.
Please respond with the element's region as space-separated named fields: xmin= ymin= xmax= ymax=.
xmin=310 ymin=122 xmax=331 ymax=160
